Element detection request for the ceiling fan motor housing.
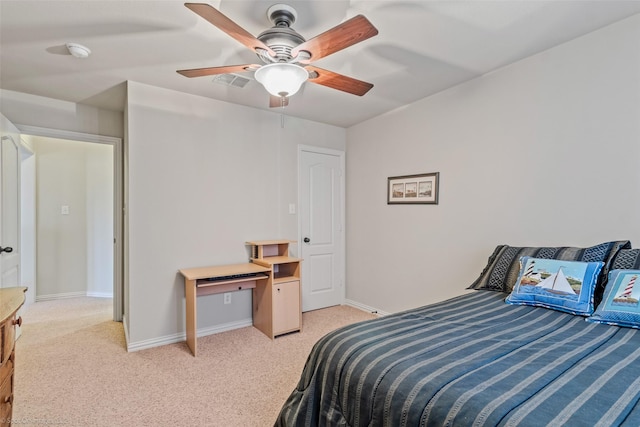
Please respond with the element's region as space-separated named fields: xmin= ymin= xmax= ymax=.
xmin=258 ymin=4 xmax=306 ymax=63
xmin=267 ymin=4 xmax=297 ymax=27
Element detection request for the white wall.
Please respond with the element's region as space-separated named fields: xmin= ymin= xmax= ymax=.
xmin=346 ymin=15 xmax=640 ymax=313
xmin=126 ymin=81 xmax=345 ymax=348
xmin=0 ymin=90 xmax=123 ymax=139
xmin=33 ymin=138 xmax=113 ymax=299
xmin=86 ymin=145 xmax=114 ymax=296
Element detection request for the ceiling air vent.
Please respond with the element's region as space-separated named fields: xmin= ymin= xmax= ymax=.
xmin=212 ymin=74 xmax=251 ymax=88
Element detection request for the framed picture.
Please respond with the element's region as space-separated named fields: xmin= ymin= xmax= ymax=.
xmin=387 ymin=172 xmax=439 ymax=205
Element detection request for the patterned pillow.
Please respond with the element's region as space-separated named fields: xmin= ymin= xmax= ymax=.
xmin=610 ymin=249 xmax=640 ymax=270
xmin=505 ymin=257 xmax=603 ymax=316
xmin=468 ymin=241 xmax=630 ymax=295
xmin=587 ymin=270 xmax=640 ymax=328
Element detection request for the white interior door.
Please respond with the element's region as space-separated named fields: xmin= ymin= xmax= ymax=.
xmin=1 ymin=114 xmax=21 ymax=289
xmin=299 ymin=146 xmax=345 ymax=312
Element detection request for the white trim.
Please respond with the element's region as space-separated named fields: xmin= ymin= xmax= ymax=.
xmin=126 ymin=318 xmax=253 ymax=352
xmin=36 ymin=291 xmax=114 ymax=301
xmin=297 ymin=145 xmax=346 ymax=310
xmin=36 ymin=291 xmax=86 ymax=302
xmin=344 ymin=299 xmax=391 ymax=317
xmin=14 ymin=124 xmax=124 ymax=323
xmin=87 ymin=291 xmax=114 ymax=298
xmin=15 ymin=125 xmax=120 ymax=145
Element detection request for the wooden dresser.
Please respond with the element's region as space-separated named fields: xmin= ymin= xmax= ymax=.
xmin=0 ymin=287 xmax=26 ymax=427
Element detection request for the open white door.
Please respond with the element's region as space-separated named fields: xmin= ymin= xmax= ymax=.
xmin=298 ymin=146 xmax=345 ymax=312
xmin=1 ymin=114 xmax=23 ymax=339
xmin=0 ymin=114 xmax=21 ymax=289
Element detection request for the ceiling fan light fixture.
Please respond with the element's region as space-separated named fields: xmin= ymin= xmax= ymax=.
xmin=254 ymin=63 xmax=308 ymax=98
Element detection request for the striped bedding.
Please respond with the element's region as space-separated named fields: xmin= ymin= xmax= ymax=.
xmin=275 ymin=291 xmax=640 ymax=426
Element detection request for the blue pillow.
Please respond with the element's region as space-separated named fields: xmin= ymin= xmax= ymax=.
xmin=505 ymin=257 xmax=604 ymax=316
xmin=587 ymin=270 xmax=640 ymax=328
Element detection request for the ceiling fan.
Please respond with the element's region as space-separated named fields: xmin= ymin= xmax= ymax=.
xmin=177 ymin=2 xmax=378 ymax=107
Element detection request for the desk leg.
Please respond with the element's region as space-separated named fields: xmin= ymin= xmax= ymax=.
xmin=185 ymin=278 xmax=197 ymax=357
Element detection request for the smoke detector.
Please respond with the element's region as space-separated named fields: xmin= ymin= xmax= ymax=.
xmin=66 ymin=43 xmax=91 ymax=59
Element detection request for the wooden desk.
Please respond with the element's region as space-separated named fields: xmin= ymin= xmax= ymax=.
xmin=179 ymin=263 xmax=270 ymax=357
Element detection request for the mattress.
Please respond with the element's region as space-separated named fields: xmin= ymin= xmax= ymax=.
xmin=275 ymin=291 xmax=640 ymax=426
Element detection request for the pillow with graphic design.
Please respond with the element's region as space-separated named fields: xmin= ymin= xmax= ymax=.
xmin=587 ymin=270 xmax=640 ymax=328
xmin=468 ymin=241 xmax=630 ymax=295
xmin=505 ymin=257 xmax=604 ymax=316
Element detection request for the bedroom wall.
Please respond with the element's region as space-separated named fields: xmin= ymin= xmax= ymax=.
xmin=0 ymin=90 xmax=123 ymax=139
xmin=33 ymin=138 xmax=113 ymax=299
xmin=345 ymin=14 xmax=640 ymax=314
xmin=125 ymin=81 xmax=345 ymax=349
xmin=85 ymin=144 xmax=114 ymax=297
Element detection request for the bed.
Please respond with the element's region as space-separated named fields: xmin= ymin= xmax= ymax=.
xmin=275 ymin=242 xmax=640 ymax=426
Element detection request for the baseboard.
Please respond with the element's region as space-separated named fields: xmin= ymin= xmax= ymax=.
xmin=36 ymin=291 xmax=113 ymax=301
xmin=36 ymin=291 xmax=86 ymax=302
xmin=344 ymin=299 xmax=391 ymax=317
xmin=87 ymin=291 xmax=113 ymax=298
xmin=126 ymin=318 xmax=253 ymax=352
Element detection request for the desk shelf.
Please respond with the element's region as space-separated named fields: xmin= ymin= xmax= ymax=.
xmin=196 ymin=274 xmax=269 ymax=288
xmin=195 ymin=274 xmax=269 ymax=297
xmin=273 ymin=275 xmax=298 ymax=284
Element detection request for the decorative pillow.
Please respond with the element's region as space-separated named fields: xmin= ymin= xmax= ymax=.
xmin=610 ymin=249 xmax=640 ymax=270
xmin=505 ymin=257 xmax=604 ymax=316
xmin=587 ymin=270 xmax=640 ymax=328
xmin=468 ymin=241 xmax=630 ymax=295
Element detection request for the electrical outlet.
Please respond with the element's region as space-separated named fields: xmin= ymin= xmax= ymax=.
xmin=223 ymin=293 xmax=231 ymax=304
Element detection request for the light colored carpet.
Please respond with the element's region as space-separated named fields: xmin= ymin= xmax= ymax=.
xmin=13 ymin=297 xmax=376 ymax=426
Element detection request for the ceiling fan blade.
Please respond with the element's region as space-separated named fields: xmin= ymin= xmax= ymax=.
xmin=269 ymin=95 xmax=290 ymax=108
xmin=291 ymin=15 xmax=378 ymax=64
xmin=185 ymin=3 xmax=275 ymax=56
xmin=177 ymin=64 xmax=260 ymax=78
xmin=306 ymin=66 xmax=373 ymax=96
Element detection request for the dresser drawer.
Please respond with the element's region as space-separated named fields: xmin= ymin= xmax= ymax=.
xmin=0 ymin=357 xmax=13 ymax=426
xmin=1 ymin=316 xmax=15 ymax=366
xmin=0 ymin=354 xmax=11 ymax=385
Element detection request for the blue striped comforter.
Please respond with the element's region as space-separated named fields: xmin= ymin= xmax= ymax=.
xmin=275 ymin=291 xmax=640 ymax=426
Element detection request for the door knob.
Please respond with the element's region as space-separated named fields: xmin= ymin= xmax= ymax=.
xmin=303 ymin=237 xmax=310 ymax=243
xmin=0 ymin=246 xmax=12 ymax=253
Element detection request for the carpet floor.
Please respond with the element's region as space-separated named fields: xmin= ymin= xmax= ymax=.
xmin=12 ymin=297 xmax=375 ymax=426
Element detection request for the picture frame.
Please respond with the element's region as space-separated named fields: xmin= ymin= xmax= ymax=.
xmin=387 ymin=172 xmax=439 ymax=205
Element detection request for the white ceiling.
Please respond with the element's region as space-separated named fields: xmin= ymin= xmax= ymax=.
xmin=2 ymin=1 xmax=640 ymax=128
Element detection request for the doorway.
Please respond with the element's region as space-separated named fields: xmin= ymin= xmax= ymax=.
xmin=16 ymin=125 xmax=123 ymax=321
xmin=30 ymin=135 xmax=113 ymax=297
